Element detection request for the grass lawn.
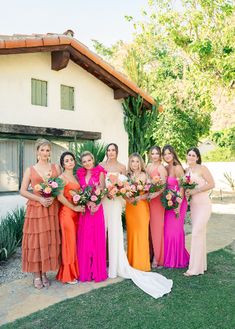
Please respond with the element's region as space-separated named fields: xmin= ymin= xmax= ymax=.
xmin=2 ymin=245 xmax=235 ymax=329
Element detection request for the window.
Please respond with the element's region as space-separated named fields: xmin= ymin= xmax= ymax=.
xmin=61 ymin=85 xmax=74 ymax=111
xmin=31 ymin=78 xmax=48 ymax=107
xmin=0 ymin=139 xmax=68 ymax=193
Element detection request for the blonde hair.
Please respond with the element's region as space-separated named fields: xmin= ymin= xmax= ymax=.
xmin=127 ymin=153 xmax=146 ymax=175
xmin=35 ymin=138 xmax=51 ymax=151
xmin=80 ymin=151 xmax=95 ymax=162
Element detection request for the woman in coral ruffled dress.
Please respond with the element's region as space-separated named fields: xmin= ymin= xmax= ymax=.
xmin=56 ymin=151 xmax=85 ymax=284
xmin=20 ymin=139 xmax=61 ymax=289
xmin=76 ymin=151 xmax=107 ymax=282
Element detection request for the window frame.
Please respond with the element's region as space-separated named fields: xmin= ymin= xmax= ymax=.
xmin=60 ymin=84 xmax=75 ymax=111
xmin=31 ymin=78 xmax=48 ymax=107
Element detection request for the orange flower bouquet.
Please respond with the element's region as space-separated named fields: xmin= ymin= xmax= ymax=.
xmin=161 ymin=189 xmax=182 ymax=218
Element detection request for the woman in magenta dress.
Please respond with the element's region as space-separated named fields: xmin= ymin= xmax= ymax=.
xmin=184 ymin=147 xmax=214 ymax=276
xmin=162 ymin=145 xmax=189 ymax=268
xmin=146 ymin=146 xmax=167 ymax=267
xmin=76 ymin=151 xmax=107 ymax=282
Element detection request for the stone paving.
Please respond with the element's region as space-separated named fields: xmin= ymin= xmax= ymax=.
xmin=0 ymin=196 xmax=234 ymax=327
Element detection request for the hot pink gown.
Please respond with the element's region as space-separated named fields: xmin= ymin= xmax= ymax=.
xmin=187 ymin=173 xmax=212 ymax=275
xmin=76 ymin=165 xmax=107 ymax=282
xmin=164 ymin=176 xmax=189 ymax=268
xmin=149 ymin=167 xmax=165 ymax=266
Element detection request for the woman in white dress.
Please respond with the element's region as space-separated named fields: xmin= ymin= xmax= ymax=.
xmin=100 ymin=143 xmax=173 ymax=299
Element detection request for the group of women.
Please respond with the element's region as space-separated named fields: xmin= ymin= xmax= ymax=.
xmin=20 ymin=138 xmax=214 ymax=299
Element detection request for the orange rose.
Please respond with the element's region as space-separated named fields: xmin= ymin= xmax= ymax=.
xmin=34 ymin=184 xmax=42 ymax=192
xmin=166 ymin=193 xmax=172 ymax=200
xmin=168 ymin=200 xmax=173 ymax=206
xmin=120 ymin=188 xmax=126 ymax=194
xmin=44 ymin=186 xmax=52 ymax=194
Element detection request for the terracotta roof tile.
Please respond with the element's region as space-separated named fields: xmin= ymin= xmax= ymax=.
xmin=4 ymin=38 xmax=26 ymax=48
xmin=25 ymin=37 xmax=44 ymax=47
xmin=0 ymin=33 xmax=156 ymax=106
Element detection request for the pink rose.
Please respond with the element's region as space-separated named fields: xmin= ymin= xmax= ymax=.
xmin=91 ymin=195 xmax=98 ymax=202
xmin=51 ymin=181 xmax=58 ymax=188
xmin=137 ymin=184 xmax=143 ymax=191
xmin=168 ymin=200 xmax=173 ymax=206
xmin=95 ymin=188 xmax=101 ymax=196
xmin=130 ymin=185 xmax=136 ymax=191
xmin=73 ymin=194 xmax=81 ymax=203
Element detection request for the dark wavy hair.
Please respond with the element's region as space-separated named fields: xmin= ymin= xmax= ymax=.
xmin=106 ymin=143 xmax=119 ymax=158
xmin=162 ymin=145 xmax=182 ymax=167
xmin=186 ymin=147 xmax=202 ymax=164
xmin=60 ymin=151 xmax=76 ymax=169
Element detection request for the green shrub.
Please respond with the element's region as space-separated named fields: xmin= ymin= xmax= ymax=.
xmin=0 ymin=207 xmax=25 ymax=261
xmin=202 ymin=146 xmax=235 ymax=162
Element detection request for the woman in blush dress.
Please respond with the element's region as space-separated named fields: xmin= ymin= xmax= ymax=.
xmin=20 ymin=139 xmax=61 ymax=289
xmin=162 ymin=145 xmax=189 ymax=268
xmin=101 ymin=145 xmax=173 ymax=299
xmin=56 ymin=152 xmax=85 ymax=284
xmin=146 ymin=146 xmax=167 ymax=267
xmin=76 ymin=151 xmax=107 ymax=282
xmin=184 ymin=147 xmax=214 ymax=276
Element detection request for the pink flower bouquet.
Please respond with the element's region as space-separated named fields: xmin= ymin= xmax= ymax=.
xmin=34 ymin=177 xmax=64 ymax=198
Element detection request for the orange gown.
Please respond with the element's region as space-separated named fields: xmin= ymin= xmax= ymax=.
xmin=149 ymin=167 xmax=165 ymax=266
xmin=126 ymin=200 xmax=151 ymax=271
xmin=56 ymin=181 xmax=80 ymax=283
xmin=22 ymin=164 xmax=61 ymax=273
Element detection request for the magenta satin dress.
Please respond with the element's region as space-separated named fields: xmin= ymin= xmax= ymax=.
xmin=76 ymin=165 xmax=107 ymax=282
xmin=164 ymin=176 xmax=189 ymax=268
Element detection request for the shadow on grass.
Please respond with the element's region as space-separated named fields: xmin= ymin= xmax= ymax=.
xmin=2 ymin=244 xmax=235 ymax=329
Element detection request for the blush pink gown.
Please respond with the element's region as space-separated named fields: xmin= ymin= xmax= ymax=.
xmin=76 ymin=165 xmax=107 ymax=282
xmin=187 ymin=173 xmax=212 ymax=275
xmin=164 ymin=176 xmax=189 ymax=268
xmin=149 ymin=167 xmax=165 ymax=266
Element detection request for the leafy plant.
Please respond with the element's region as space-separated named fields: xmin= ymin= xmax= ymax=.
xmin=0 ymin=207 xmax=25 ymax=261
xmin=122 ymin=95 xmax=158 ymax=160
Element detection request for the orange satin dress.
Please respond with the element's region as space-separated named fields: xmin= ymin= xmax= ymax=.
xmin=22 ymin=164 xmax=61 ymax=273
xmin=149 ymin=167 xmax=165 ymax=266
xmin=56 ymin=181 xmax=80 ymax=283
xmin=126 ymin=200 xmax=151 ymax=271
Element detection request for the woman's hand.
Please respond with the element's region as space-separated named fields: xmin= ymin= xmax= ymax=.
xmin=39 ymin=197 xmax=53 ymax=207
xmin=74 ymin=205 xmax=85 ymax=213
xmin=185 ymin=189 xmax=191 ymax=198
xmin=148 ymin=191 xmax=161 ymax=200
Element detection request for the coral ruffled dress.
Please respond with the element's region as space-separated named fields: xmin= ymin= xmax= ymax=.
xmin=56 ymin=181 xmax=80 ymax=283
xmin=22 ymin=165 xmax=61 ymax=273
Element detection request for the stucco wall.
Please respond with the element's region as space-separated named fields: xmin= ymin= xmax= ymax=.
xmin=0 ymin=52 xmax=128 ymax=163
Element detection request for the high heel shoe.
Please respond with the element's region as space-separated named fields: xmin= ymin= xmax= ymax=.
xmin=42 ymin=275 xmax=50 ymax=288
xmin=33 ymin=277 xmax=43 ymax=290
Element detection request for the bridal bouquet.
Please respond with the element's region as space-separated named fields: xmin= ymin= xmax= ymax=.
xmin=161 ymin=189 xmax=182 ymax=218
xmin=148 ymin=175 xmax=166 ymax=194
xmin=106 ymin=173 xmax=128 ymax=199
xmin=179 ymin=173 xmax=198 ymax=202
xmin=124 ymin=179 xmax=150 ymax=205
xmin=71 ymin=189 xmax=88 ymax=206
xmin=34 ymin=177 xmax=64 ymax=198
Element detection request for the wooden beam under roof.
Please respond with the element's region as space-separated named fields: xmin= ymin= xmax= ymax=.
xmin=51 ymin=50 xmax=70 ymax=71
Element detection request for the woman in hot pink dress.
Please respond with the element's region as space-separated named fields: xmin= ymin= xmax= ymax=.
xmin=146 ymin=146 xmax=167 ymax=267
xmin=184 ymin=147 xmax=214 ymax=276
xmin=76 ymin=151 xmax=107 ymax=282
xmin=162 ymin=145 xmax=189 ymax=268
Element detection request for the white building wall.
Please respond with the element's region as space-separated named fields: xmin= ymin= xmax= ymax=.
xmin=0 ymin=52 xmax=128 ymax=163
xmin=0 ymin=52 xmax=128 ymax=216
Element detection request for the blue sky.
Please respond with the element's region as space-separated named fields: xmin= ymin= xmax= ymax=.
xmin=0 ymin=0 xmax=149 ymax=48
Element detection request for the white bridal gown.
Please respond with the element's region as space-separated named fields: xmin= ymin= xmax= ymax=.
xmin=102 ymin=173 xmax=173 ymax=299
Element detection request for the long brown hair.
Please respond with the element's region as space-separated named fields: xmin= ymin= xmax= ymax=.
xmin=162 ymin=145 xmax=182 ymax=167
xmin=148 ymin=145 xmax=162 ymax=162
xmin=187 ymin=147 xmax=202 ymax=164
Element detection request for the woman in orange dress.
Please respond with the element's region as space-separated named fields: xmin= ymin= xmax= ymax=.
xmin=125 ymin=153 xmax=150 ymax=271
xmin=20 ymin=139 xmax=61 ymax=289
xmin=146 ymin=146 xmax=167 ymax=267
xmin=56 ymin=152 xmax=85 ymax=284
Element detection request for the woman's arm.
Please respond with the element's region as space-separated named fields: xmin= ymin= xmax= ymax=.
xmin=190 ymin=165 xmax=215 ymax=195
xmin=20 ymin=168 xmax=51 ymax=207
